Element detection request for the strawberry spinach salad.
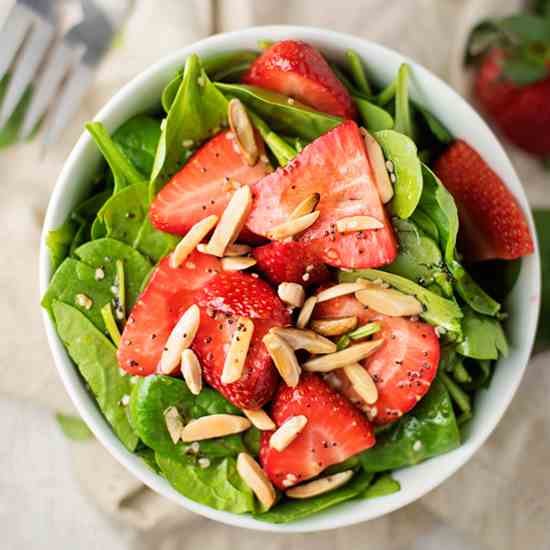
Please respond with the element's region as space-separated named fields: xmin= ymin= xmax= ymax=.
xmin=43 ymin=40 xmax=534 ymax=523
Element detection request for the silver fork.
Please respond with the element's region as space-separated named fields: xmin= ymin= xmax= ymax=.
xmin=0 ymin=0 xmax=134 ymax=147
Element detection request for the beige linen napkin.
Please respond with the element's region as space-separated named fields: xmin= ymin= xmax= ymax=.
xmin=1 ymin=1 xmax=548 ymax=549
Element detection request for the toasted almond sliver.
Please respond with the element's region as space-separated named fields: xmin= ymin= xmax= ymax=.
xmin=316 ymin=282 xmax=367 ymax=303
xmin=303 ymin=340 xmax=384 ymax=372
xmin=169 ymin=215 xmax=219 ymax=268
xmin=277 ymin=282 xmax=305 ymax=308
xmin=206 ymin=185 xmax=253 ymax=257
xmin=225 ymin=243 xmax=252 ymax=257
xmin=180 ymin=414 xmax=251 ymax=442
xmin=228 ymin=98 xmax=259 ymax=166
xmin=237 ymin=453 xmax=277 ymax=509
xmin=343 ymin=363 xmax=378 ymax=405
xmin=268 ymin=211 xmax=320 ymax=241
xmin=243 ymin=408 xmax=276 ymax=431
xmin=263 ymin=333 xmax=301 ymax=387
xmin=164 ymin=406 xmax=185 ymax=444
xmin=289 ymin=193 xmax=321 ymax=220
xmin=355 ymin=286 xmax=423 ymax=317
xmin=270 ymin=327 xmax=336 ymax=354
xmin=221 ymin=256 xmax=257 ymax=271
xmin=363 ymin=130 xmax=394 ymax=203
xmin=221 ymin=317 xmax=254 ymax=384
xmin=311 ymin=316 xmax=358 ymax=337
xmin=296 ymin=296 xmax=317 ymax=329
xmin=160 ymin=305 xmax=200 ymax=374
xmin=181 ymin=349 xmax=202 ymax=396
xmin=336 ymin=215 xmax=384 ymax=233
xmin=286 ymin=470 xmax=354 ymax=499
xmin=269 ymin=415 xmax=308 ymax=451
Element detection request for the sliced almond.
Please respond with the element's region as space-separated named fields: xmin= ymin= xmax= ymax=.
xmin=228 ymin=98 xmax=259 ymax=166
xmin=355 ymin=285 xmax=423 ymax=317
xmin=268 ymin=210 xmax=320 ymax=241
xmin=180 ymin=414 xmax=251 ymax=442
xmin=269 ymin=415 xmax=308 ymax=451
xmin=221 ymin=256 xmax=257 ymax=271
xmin=277 ymin=282 xmax=305 ymax=308
xmin=206 ymin=185 xmax=252 ymax=257
xmin=198 ymin=243 xmax=251 ymax=256
xmin=336 ymin=215 xmax=384 ymax=233
xmin=286 ymin=470 xmax=354 ymax=499
xmin=181 ymin=349 xmax=202 ymax=395
xmin=316 ymin=282 xmax=367 ymax=303
xmin=303 ymin=340 xmax=384 ymax=372
xmin=289 ymin=193 xmax=320 ymax=220
xmin=311 ymin=316 xmax=358 ymax=337
xmin=237 ymin=453 xmax=277 ymax=510
xmin=270 ymin=327 xmax=336 ymax=354
xmin=164 ymin=406 xmax=184 ymax=444
xmin=263 ymin=332 xmax=301 ymax=387
xmin=363 ymin=130 xmax=394 ymax=203
xmin=296 ymin=296 xmax=317 ymax=329
xmin=221 ymin=317 xmax=254 ymax=384
xmin=343 ymin=363 xmax=378 ymax=405
xmin=169 ymin=215 xmax=218 ymax=268
xmin=242 ymin=408 xmax=276 ymax=431
xmin=160 ymin=305 xmax=200 ymax=374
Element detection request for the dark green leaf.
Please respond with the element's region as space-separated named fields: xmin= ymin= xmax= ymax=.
xmin=46 ymin=220 xmax=79 ymax=272
xmin=457 ymin=307 xmax=509 ymax=360
xmin=501 ymin=57 xmax=548 ymax=85
xmin=416 ymin=106 xmax=452 ymax=144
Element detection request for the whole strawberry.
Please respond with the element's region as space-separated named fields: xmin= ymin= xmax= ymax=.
xmin=466 ymin=7 xmax=550 ymax=158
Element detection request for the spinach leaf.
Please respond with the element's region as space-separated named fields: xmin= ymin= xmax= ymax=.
xmin=243 ymin=427 xmax=261 ymax=457
xmin=534 ymin=209 xmax=550 ymax=346
xmin=216 ymin=82 xmax=341 ymax=142
xmin=394 ymin=64 xmax=414 ymax=139
xmin=112 ymin=115 xmax=161 ymax=178
xmin=151 ymin=54 xmax=228 ymax=186
xmin=256 ymin=471 xmax=373 ymax=524
xmin=156 ymin=453 xmax=256 ymax=513
xmin=339 ymin=268 xmax=463 ymax=334
xmin=360 ymin=377 xmax=460 ymax=472
xmin=46 ymin=220 xmax=79 ymax=271
xmin=355 ymin=97 xmax=394 ymax=132
xmin=363 ymin=474 xmax=401 ymax=499
xmin=345 ymin=49 xmax=371 ymax=95
xmin=52 ymin=301 xmax=138 ymax=450
xmin=416 ymin=106 xmax=452 ymax=144
xmin=55 ymin=413 xmax=93 ymax=441
xmin=375 ymin=130 xmax=423 ymax=219
xmin=74 ymin=238 xmax=152 ymax=310
xmin=456 ymin=306 xmax=508 ymax=360
xmin=135 ymin=447 xmax=161 ymax=473
xmin=133 ymin=216 xmax=180 ymax=263
xmin=86 ymin=122 xmax=143 ymax=193
xmin=129 ymin=375 xmax=245 ymax=459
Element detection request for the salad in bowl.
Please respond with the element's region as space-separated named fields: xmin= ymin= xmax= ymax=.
xmin=41 ymin=34 xmax=535 ymax=526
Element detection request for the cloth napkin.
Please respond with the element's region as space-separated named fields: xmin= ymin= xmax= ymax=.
xmin=1 ymin=1 xmax=548 ymax=549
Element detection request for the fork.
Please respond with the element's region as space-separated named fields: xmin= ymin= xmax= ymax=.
xmin=0 ymin=0 xmax=134 ymax=147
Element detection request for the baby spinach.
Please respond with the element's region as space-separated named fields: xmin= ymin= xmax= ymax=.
xmin=363 ymin=474 xmax=401 ymax=499
xmin=393 ymin=64 xmax=414 ymax=139
xmin=55 ymin=413 xmax=93 ymax=441
xmin=135 ymin=447 xmax=161 ymax=473
xmin=151 ymin=54 xmax=228 ymax=186
xmin=345 ymin=49 xmax=372 ymax=95
xmin=256 ymin=471 xmax=373 ymax=524
xmin=46 ymin=220 xmax=79 ymax=272
xmin=416 ymin=106 xmax=452 ymax=144
xmin=456 ymin=307 xmax=508 ymax=360
xmin=355 ymin=98 xmax=394 ymax=132
xmin=112 ymin=115 xmax=161 ymax=178
xmin=74 ymin=238 xmax=153 ymax=310
xmin=86 ymin=122 xmax=143 ymax=193
xmin=375 ymin=130 xmax=423 ymax=219
xmin=339 ymin=268 xmax=463 ymax=334
xmin=156 ymin=453 xmax=257 ymax=514
xmin=360 ymin=378 xmax=460 ymax=472
xmin=52 ymin=301 xmax=138 ymax=450
xmin=216 ymin=82 xmax=342 ymax=142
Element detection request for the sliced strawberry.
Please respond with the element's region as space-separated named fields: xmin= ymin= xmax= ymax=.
xmin=434 ymin=139 xmax=534 ymax=261
xmin=315 ymin=294 xmax=440 ymax=424
xmin=243 ymin=40 xmax=357 ymax=119
xmin=259 ymin=373 xmax=375 ymax=489
xmin=196 ymin=271 xmax=291 ymax=325
xmin=247 ymin=121 xmax=397 ymax=269
xmin=193 ymin=310 xmax=280 ymax=409
xmin=117 ymin=252 xmax=221 ymax=376
xmin=252 ymin=241 xmax=330 ymax=287
xmin=149 ymin=130 xmax=270 ymax=239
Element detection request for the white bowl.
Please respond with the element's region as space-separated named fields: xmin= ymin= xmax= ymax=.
xmin=40 ymin=26 xmax=541 ymax=532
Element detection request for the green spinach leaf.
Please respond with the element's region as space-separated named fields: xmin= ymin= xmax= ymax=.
xmin=363 ymin=474 xmax=401 ymax=499
xmin=355 ymin=97 xmax=394 ymax=132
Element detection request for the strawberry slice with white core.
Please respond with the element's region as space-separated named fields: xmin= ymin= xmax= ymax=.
xmin=117 ymin=252 xmax=221 ymax=376
xmin=247 ymin=121 xmax=397 ymax=269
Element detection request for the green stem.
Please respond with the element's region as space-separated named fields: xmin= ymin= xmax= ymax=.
xmin=336 ymin=334 xmax=351 ymax=350
xmin=394 ymin=64 xmax=413 ymax=139
xmin=348 ymin=322 xmax=381 ymax=340
xmin=115 ymin=259 xmax=126 ymax=321
xmin=439 ymin=371 xmax=471 ymax=414
xmin=374 ymin=81 xmax=396 ymax=106
xmin=101 ymin=303 xmax=122 ymax=346
xmin=346 ymin=50 xmax=371 ymax=95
